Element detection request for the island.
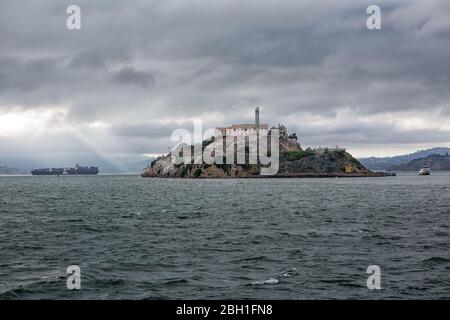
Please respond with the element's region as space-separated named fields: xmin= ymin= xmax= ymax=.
xmin=142 ymin=108 xmax=395 ymax=178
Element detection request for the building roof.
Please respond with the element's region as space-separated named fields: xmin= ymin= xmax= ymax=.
xmin=217 ymin=123 xmax=268 ymax=130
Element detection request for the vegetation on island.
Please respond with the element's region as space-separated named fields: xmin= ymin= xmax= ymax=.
xmin=282 ymin=148 xmax=315 ymax=161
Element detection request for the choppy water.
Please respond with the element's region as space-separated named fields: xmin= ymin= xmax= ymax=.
xmin=1 ymin=173 xmax=449 ymax=299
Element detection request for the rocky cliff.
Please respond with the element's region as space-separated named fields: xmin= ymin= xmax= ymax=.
xmin=142 ymin=131 xmax=374 ymax=178
xmin=278 ymin=149 xmax=370 ymax=175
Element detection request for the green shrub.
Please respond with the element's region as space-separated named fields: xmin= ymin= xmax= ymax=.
xmin=180 ymin=164 xmax=191 ymax=177
xmin=283 ymin=149 xmax=315 ymax=161
xmin=288 ymin=133 xmax=298 ymax=140
xmin=193 ymin=168 xmax=202 ymax=177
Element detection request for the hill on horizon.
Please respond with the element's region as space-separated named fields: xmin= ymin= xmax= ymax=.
xmin=0 ymin=165 xmax=27 ymax=175
xmin=389 ymin=154 xmax=450 ymax=171
xmin=359 ymin=147 xmax=450 ymax=171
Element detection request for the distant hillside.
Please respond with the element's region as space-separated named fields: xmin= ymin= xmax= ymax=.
xmin=359 ymin=147 xmax=450 ymax=171
xmin=0 ymin=165 xmax=27 ymax=175
xmin=389 ymin=154 xmax=450 ymax=171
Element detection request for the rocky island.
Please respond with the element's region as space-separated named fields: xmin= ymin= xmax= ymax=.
xmin=142 ymin=108 xmax=394 ymax=178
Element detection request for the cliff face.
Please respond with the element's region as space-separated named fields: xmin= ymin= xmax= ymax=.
xmin=389 ymin=154 xmax=450 ymax=171
xmin=278 ymin=150 xmax=370 ymax=174
xmin=142 ymin=135 xmax=302 ymax=178
xmin=142 ymin=134 xmax=373 ymax=178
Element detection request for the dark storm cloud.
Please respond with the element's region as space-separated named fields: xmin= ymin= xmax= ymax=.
xmin=0 ymin=57 xmax=61 ymax=92
xmin=70 ymin=50 xmax=116 ymax=69
xmin=1 ymin=0 xmax=450 ymax=162
xmin=112 ymin=67 xmax=156 ymax=87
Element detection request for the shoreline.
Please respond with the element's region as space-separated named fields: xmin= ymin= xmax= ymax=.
xmin=141 ymin=172 xmax=396 ymax=179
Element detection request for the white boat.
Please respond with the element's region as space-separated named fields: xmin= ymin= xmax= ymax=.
xmin=419 ymin=166 xmax=431 ymax=175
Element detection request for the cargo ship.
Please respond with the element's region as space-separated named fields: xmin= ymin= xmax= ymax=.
xmin=31 ymin=164 xmax=99 ymax=175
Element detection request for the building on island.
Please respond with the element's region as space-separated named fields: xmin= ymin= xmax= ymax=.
xmin=314 ymin=146 xmax=347 ymax=154
xmin=215 ymin=107 xmax=269 ymax=137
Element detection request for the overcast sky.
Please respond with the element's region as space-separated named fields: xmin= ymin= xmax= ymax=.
xmin=1 ymin=0 xmax=450 ymax=169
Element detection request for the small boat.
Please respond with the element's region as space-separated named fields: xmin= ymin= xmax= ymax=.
xmin=419 ymin=166 xmax=431 ymax=175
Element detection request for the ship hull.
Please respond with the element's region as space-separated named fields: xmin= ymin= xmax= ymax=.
xmin=419 ymin=168 xmax=431 ymax=175
xmin=31 ymin=165 xmax=99 ymax=175
xmin=31 ymin=169 xmax=64 ymax=175
xmin=31 ymin=172 xmax=99 ymax=175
